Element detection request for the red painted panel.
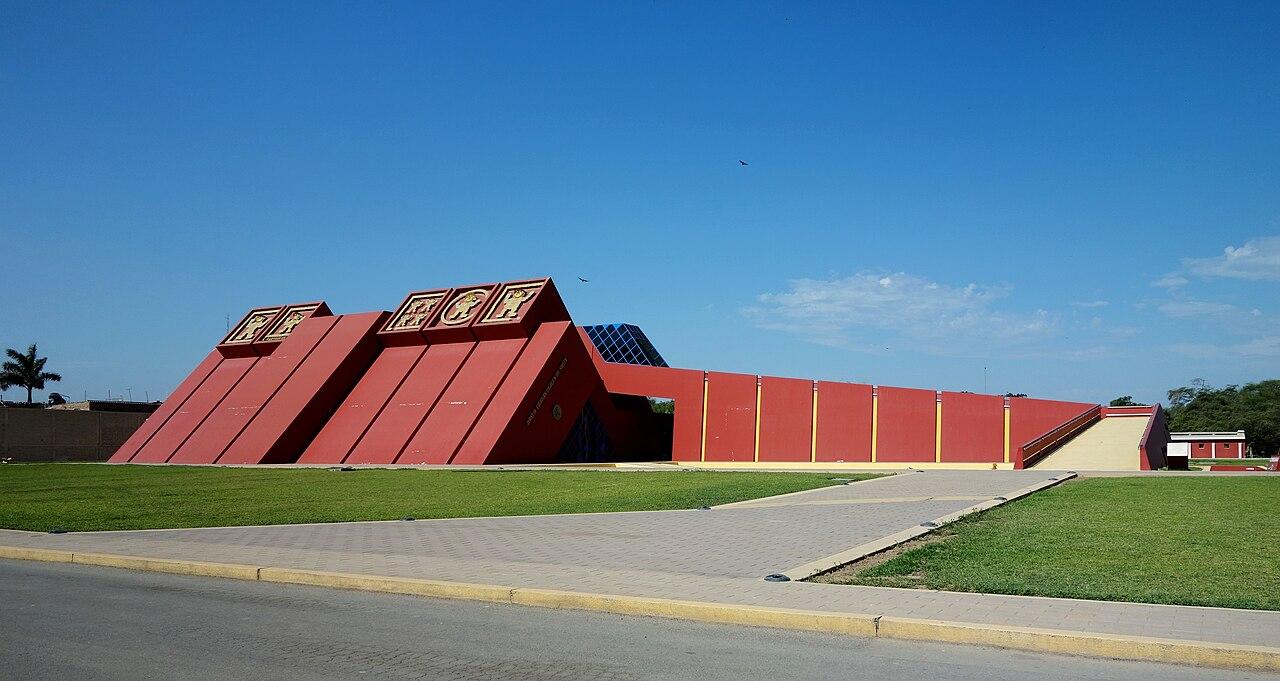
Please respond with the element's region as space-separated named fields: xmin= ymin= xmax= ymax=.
xmin=346 ymin=342 xmax=474 ymax=464
xmin=589 ymin=340 xmax=704 ymax=462
xmin=940 ymin=391 xmax=1004 ymax=463
xmin=110 ymin=350 xmax=222 ymax=463
xmin=815 ymin=381 xmax=873 ymax=462
xmin=397 ymin=338 xmax=528 ymax=464
xmin=455 ymin=322 xmax=599 ymax=465
xmin=130 ymin=356 xmax=258 ymax=463
xmin=704 ymin=372 xmax=757 ymax=462
xmin=297 ymin=345 xmax=426 ymax=464
xmin=1009 ymin=397 xmax=1096 ymax=451
xmin=218 ymin=312 xmax=385 ymax=465
xmin=168 ymin=316 xmax=337 ymax=464
xmin=758 ymin=376 xmax=812 ymax=462
xmin=876 ymin=385 xmax=937 ymax=462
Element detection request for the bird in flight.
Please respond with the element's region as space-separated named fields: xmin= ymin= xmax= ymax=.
xmin=577 ymin=276 xmax=589 ymax=283
xmin=738 ymin=160 xmax=749 ymax=166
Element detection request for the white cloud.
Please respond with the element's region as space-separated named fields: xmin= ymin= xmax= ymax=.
xmin=1182 ymin=236 xmax=1280 ymax=281
xmin=1157 ymin=300 xmax=1237 ymax=318
xmin=1152 ymin=273 xmax=1188 ymax=289
xmin=1235 ymin=336 xmax=1280 ymax=357
xmin=744 ymin=272 xmax=1057 ymax=355
xmin=1072 ymin=300 xmax=1110 ymax=308
xmin=1168 ymin=336 xmax=1280 ymax=359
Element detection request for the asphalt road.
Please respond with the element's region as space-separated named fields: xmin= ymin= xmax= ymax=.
xmin=0 ymin=559 xmax=1272 ymax=680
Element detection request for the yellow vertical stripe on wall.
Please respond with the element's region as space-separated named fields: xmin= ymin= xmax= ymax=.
xmin=1003 ymin=404 xmax=1011 ymax=463
xmin=753 ymin=378 xmax=762 ymax=462
xmin=934 ymin=397 xmax=943 ymax=463
xmin=810 ymin=383 xmax=819 ymax=463
xmin=699 ymin=373 xmax=708 ymax=462
xmin=870 ymin=392 xmax=879 ymax=463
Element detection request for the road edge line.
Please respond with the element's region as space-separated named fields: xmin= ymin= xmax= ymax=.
xmin=2 ymin=542 xmax=1278 ymax=673
xmin=878 ymin=615 xmax=1280 ymax=672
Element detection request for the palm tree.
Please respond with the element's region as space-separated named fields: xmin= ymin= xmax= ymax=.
xmin=1 ymin=344 xmax=62 ymax=404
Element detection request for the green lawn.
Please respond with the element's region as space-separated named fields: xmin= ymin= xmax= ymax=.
xmin=823 ymin=477 xmax=1280 ymax=611
xmin=0 ymin=464 xmax=856 ymax=532
xmin=1190 ymin=458 xmax=1271 ymax=466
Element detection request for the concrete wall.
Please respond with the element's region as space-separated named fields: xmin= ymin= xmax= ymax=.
xmin=0 ymin=407 xmax=148 ymax=462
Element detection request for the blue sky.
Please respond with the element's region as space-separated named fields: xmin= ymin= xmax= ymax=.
xmin=2 ymin=1 xmax=1277 ymax=405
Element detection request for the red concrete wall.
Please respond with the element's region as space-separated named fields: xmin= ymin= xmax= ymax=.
xmin=168 ymin=316 xmax=337 ymax=464
xmin=130 ymin=356 xmax=258 ymax=463
xmin=875 ymin=386 xmax=937 ymax=462
xmin=218 ymin=312 xmax=385 ymax=464
xmin=758 ymin=376 xmax=812 ymax=462
xmin=346 ymin=342 xmax=473 ymax=464
xmin=110 ymin=350 xmax=222 ymax=463
xmin=703 ymin=372 xmax=757 ymax=462
xmin=940 ymin=391 xmax=1004 ymax=463
xmin=398 ymin=337 xmax=527 ymax=464
xmin=1216 ymin=441 xmax=1241 ymax=458
xmin=296 ymin=345 xmax=426 ymax=464
xmin=586 ymin=334 xmax=703 ymax=462
xmin=1009 ymin=397 xmax=1095 ymax=452
xmin=456 ymin=322 xmax=601 ymax=465
xmin=814 ymin=381 xmax=873 ymax=462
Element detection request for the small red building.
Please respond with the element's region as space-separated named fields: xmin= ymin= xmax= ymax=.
xmin=1170 ymin=431 xmax=1248 ymax=459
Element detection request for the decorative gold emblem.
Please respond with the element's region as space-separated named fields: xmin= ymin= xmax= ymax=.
xmin=386 ymin=293 xmax=445 ymax=331
xmin=440 ymin=288 xmax=490 ymax=326
xmin=262 ymin=304 xmax=320 ymax=342
xmin=481 ymin=283 xmax=542 ymax=323
xmin=225 ymin=308 xmax=282 ymax=345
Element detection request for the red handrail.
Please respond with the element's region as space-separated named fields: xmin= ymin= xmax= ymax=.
xmin=1016 ymin=404 xmax=1103 ymax=469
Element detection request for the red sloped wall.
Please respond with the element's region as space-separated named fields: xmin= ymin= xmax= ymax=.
xmin=1009 ymin=397 xmax=1096 ymax=451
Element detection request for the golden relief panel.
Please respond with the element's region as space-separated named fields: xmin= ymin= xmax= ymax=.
xmin=439 ymin=288 xmax=491 ymax=326
xmin=480 ymin=282 xmax=543 ymax=323
xmin=224 ymin=307 xmax=283 ymax=345
xmin=385 ymin=292 xmax=446 ymax=332
xmin=261 ymin=304 xmax=320 ymax=342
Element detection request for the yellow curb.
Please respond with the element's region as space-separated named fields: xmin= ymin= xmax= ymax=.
xmin=3 ymin=543 xmax=1278 ymax=672
xmin=257 ymin=568 xmax=515 ymax=604
xmin=0 ymin=545 xmax=74 ymax=563
xmin=511 ymin=588 xmax=878 ymax=637
xmin=71 ymin=552 xmax=261 ymax=581
xmin=878 ymin=616 xmax=1280 ymax=673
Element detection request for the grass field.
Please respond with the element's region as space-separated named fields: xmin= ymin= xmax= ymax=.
xmin=0 ymin=464 xmax=855 ymax=532
xmin=1190 ymin=458 xmax=1271 ymax=466
xmin=821 ymin=476 xmax=1280 ymax=611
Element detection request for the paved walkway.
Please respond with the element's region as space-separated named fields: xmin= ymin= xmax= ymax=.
xmin=3 ymin=470 xmax=1277 ymax=653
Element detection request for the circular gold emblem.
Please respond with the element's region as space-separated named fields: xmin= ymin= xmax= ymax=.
xmin=552 ymin=404 xmax=563 ymax=421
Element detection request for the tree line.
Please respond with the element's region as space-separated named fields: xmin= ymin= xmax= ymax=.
xmin=1165 ymin=379 xmax=1279 ymax=457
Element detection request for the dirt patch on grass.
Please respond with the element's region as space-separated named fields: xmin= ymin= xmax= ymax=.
xmin=808 ymin=529 xmax=954 ymax=584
